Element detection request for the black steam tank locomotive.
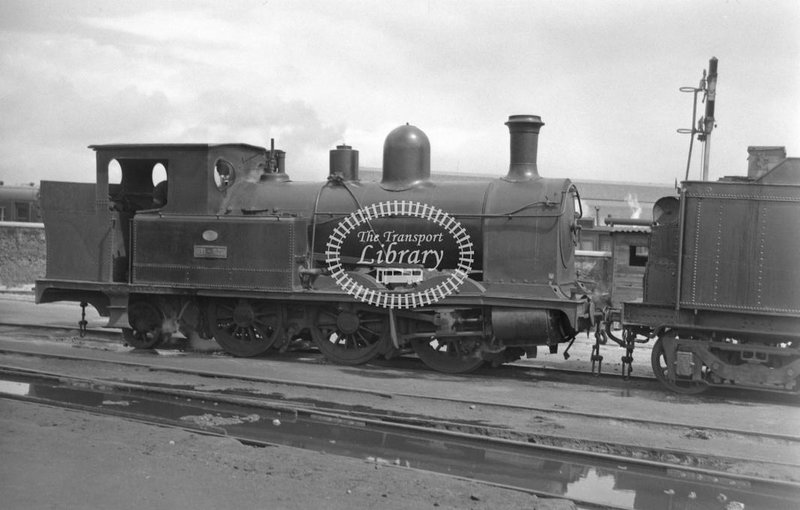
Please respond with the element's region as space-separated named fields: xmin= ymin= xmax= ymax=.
xmin=36 ymin=115 xmax=592 ymax=373
xmin=605 ymin=165 xmax=800 ymax=393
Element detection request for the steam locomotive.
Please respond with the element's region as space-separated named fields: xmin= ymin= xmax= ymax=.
xmin=36 ymin=115 xmax=593 ymax=373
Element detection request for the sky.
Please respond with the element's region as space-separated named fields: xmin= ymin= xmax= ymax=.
xmin=0 ymin=0 xmax=798 ymax=186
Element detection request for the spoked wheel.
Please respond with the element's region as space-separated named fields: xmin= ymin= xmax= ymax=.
xmin=310 ymin=305 xmax=388 ymax=365
xmin=122 ymin=327 xmax=169 ymax=349
xmin=207 ymin=299 xmax=282 ymax=357
xmin=651 ymin=332 xmax=708 ymax=394
xmin=122 ymin=301 xmax=169 ymax=349
xmin=412 ymin=336 xmax=486 ymax=374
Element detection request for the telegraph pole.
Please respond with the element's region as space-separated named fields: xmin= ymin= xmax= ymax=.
xmin=701 ymin=57 xmax=718 ymax=181
xmin=679 ymin=57 xmax=719 ymax=181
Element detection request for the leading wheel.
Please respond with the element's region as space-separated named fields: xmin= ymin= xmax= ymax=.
xmin=310 ymin=305 xmax=388 ymax=365
xmin=412 ymin=336 xmax=485 ymax=374
xmin=122 ymin=327 xmax=169 ymax=349
xmin=122 ymin=301 xmax=169 ymax=349
xmin=207 ymin=299 xmax=282 ymax=357
xmin=651 ymin=332 xmax=708 ymax=394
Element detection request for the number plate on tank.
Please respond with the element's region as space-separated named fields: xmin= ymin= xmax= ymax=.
xmin=193 ymin=245 xmax=228 ymax=259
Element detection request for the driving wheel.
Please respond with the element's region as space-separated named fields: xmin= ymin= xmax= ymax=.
xmin=411 ymin=335 xmax=485 ymax=374
xmin=310 ymin=305 xmax=388 ymax=365
xmin=207 ymin=299 xmax=282 ymax=357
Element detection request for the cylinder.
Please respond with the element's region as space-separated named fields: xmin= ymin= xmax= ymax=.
xmin=329 ymin=145 xmax=359 ymax=181
xmin=505 ymin=114 xmax=544 ymax=181
xmin=492 ymin=308 xmax=561 ymax=346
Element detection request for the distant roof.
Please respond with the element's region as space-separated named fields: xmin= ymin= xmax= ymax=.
xmin=358 ymin=168 xmax=675 ymax=220
xmin=588 ymin=224 xmax=651 ymax=233
xmin=0 ymin=185 xmax=39 ymax=200
xmin=358 ymin=168 xmax=673 ymax=195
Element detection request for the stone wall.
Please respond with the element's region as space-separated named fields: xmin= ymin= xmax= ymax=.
xmin=0 ymin=223 xmax=46 ymax=289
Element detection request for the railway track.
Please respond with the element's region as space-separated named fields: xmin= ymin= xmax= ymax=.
xmin=2 ymin=365 xmax=799 ymax=510
xmin=0 ymin=343 xmax=797 ymax=445
xmin=0 ymin=320 xmax=667 ymax=387
xmin=1 ymin=318 xmax=797 ymax=404
xmin=2 ymin=319 xmax=796 ymax=408
xmin=2 ymin=320 xmax=800 ymax=507
xmin=1 ymin=332 xmax=798 ymax=464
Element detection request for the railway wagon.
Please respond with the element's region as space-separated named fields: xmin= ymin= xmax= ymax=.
xmin=35 ymin=115 xmax=593 ymax=373
xmin=0 ymin=184 xmax=40 ymax=222
xmin=620 ymin=166 xmax=800 ymax=393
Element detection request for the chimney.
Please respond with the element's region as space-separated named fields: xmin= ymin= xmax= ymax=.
xmin=505 ymin=115 xmax=544 ymax=181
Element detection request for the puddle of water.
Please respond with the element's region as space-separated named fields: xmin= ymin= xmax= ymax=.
xmin=1 ymin=375 xmax=797 ymax=510
xmin=0 ymin=380 xmax=31 ymax=396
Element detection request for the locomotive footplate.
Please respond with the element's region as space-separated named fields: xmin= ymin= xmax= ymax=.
xmin=622 ymin=302 xmax=800 ymax=340
xmin=36 ymin=279 xmax=131 ymax=328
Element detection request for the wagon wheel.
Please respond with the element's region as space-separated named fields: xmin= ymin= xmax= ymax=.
xmin=412 ymin=335 xmax=485 ymax=374
xmin=122 ymin=301 xmax=169 ymax=349
xmin=310 ymin=305 xmax=388 ymax=365
xmin=651 ymin=332 xmax=708 ymax=394
xmin=207 ymin=299 xmax=282 ymax=357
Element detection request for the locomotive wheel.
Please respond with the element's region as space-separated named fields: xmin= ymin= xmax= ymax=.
xmin=412 ymin=336 xmax=485 ymax=374
xmin=122 ymin=301 xmax=169 ymax=349
xmin=651 ymin=332 xmax=708 ymax=394
xmin=207 ymin=299 xmax=282 ymax=357
xmin=310 ymin=305 xmax=387 ymax=365
xmin=122 ymin=327 xmax=169 ymax=349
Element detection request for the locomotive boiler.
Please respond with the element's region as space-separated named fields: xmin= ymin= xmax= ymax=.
xmin=35 ymin=115 xmax=591 ymax=373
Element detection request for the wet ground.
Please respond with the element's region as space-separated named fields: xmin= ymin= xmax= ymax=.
xmin=3 ymin=397 xmax=574 ymax=510
xmin=2 ymin=293 xmax=800 ymax=509
xmin=2 ymin=373 xmax=796 ymax=509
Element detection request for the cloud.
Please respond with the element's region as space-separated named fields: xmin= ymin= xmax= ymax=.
xmin=0 ymin=63 xmax=172 ymax=142
xmin=0 ymin=0 xmax=798 ymax=186
xmin=177 ymin=91 xmax=347 ymax=179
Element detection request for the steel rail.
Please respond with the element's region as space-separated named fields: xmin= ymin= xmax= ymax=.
xmin=2 ymin=366 xmax=799 ymax=507
xmin=0 ymin=385 xmax=627 ymax=510
xmin=1 ymin=344 xmax=798 ymax=443
xmin=0 ymin=320 xmax=695 ymax=387
xmin=1 ymin=348 xmax=799 ymax=450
